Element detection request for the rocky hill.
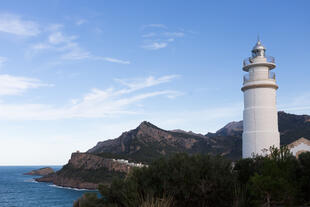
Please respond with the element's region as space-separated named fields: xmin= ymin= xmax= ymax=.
xmin=88 ymin=121 xmax=242 ymax=162
xmin=212 ymin=121 xmax=243 ymax=137
xmin=277 ymin=111 xmax=310 ymax=145
xmin=89 ymin=111 xmax=310 ymax=162
xmin=208 ymin=111 xmax=310 ymax=144
xmin=36 ymin=153 xmax=136 ymax=189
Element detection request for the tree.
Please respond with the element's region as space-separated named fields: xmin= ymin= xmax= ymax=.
xmin=247 ymin=146 xmax=298 ymax=207
xmin=298 ymin=152 xmax=310 ymax=205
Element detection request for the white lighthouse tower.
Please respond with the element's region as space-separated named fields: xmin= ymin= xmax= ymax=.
xmin=242 ymin=39 xmax=280 ymax=158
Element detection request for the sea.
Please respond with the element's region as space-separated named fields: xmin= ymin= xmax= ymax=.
xmin=0 ymin=166 xmax=96 ymax=207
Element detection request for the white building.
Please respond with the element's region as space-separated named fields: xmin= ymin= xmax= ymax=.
xmin=113 ymin=158 xmax=146 ymax=168
xmin=242 ymin=39 xmax=280 ymax=158
xmin=288 ymin=137 xmax=310 ymax=158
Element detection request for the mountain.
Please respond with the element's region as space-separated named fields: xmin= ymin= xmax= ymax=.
xmin=213 ymin=121 xmax=243 ymax=137
xmin=88 ymin=121 xmax=242 ymax=162
xmin=210 ymin=111 xmax=310 ymax=145
xmin=88 ymin=112 xmax=310 ymax=163
xmin=277 ymin=111 xmax=310 ymax=145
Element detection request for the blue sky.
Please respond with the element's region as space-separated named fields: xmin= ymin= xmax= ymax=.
xmin=0 ymin=0 xmax=309 ymax=165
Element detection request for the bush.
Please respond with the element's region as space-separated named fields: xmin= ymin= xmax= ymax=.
xmin=99 ymin=153 xmax=235 ymax=207
xmin=75 ymin=149 xmax=310 ymax=207
xmin=298 ymin=152 xmax=310 ymax=205
xmin=234 ymin=146 xmax=299 ymax=207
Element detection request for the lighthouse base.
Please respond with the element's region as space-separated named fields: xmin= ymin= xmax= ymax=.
xmin=242 ymin=131 xmax=280 ymax=158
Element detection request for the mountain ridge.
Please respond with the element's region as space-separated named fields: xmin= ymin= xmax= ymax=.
xmin=88 ymin=111 xmax=310 ymax=162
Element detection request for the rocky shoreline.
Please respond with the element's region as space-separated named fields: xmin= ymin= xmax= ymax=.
xmin=36 ymin=174 xmax=99 ymax=190
xmin=35 ymin=152 xmax=140 ymax=190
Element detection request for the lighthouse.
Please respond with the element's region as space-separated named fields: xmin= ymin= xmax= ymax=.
xmin=242 ymin=39 xmax=280 ymax=158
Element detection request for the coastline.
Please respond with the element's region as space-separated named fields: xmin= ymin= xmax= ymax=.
xmin=35 ymin=175 xmax=99 ymax=190
xmin=48 ymin=184 xmax=97 ymax=191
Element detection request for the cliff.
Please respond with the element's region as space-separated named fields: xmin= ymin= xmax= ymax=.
xmin=36 ymin=153 xmax=135 ymax=189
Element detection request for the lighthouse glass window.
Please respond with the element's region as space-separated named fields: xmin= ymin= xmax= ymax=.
xmin=252 ymin=50 xmax=264 ymax=58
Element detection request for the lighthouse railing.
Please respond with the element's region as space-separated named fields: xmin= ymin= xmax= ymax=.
xmin=243 ymin=72 xmax=276 ymax=84
xmin=269 ymin=71 xmax=276 ymax=80
xmin=243 ymin=56 xmax=275 ymax=67
xmin=243 ymin=74 xmax=250 ymax=84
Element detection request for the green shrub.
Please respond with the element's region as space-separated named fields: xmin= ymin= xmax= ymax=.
xmin=75 ymin=149 xmax=310 ymax=207
xmin=298 ymin=152 xmax=310 ymax=205
xmin=100 ymin=153 xmax=235 ymax=207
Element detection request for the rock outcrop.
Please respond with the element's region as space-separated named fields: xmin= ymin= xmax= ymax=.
xmin=67 ymin=153 xmax=133 ymax=173
xmin=24 ymin=167 xmax=55 ymax=176
xmin=36 ymin=153 xmax=135 ymax=189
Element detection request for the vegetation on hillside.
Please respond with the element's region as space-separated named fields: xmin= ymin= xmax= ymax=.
xmin=74 ymin=147 xmax=310 ymax=207
xmin=58 ymin=164 xmax=126 ymax=184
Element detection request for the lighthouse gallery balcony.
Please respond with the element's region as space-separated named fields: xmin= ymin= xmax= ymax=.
xmin=242 ymin=56 xmax=276 ymax=71
xmin=243 ymin=71 xmax=276 ymax=84
xmin=243 ymin=55 xmax=275 ymax=67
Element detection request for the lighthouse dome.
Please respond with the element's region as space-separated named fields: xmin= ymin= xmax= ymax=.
xmin=251 ymin=40 xmax=266 ymax=58
xmin=252 ymin=40 xmax=265 ymax=51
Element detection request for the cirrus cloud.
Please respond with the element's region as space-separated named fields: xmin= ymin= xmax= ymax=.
xmin=0 ymin=75 xmax=181 ymax=120
xmin=30 ymin=26 xmax=130 ymax=64
xmin=0 ymin=13 xmax=40 ymax=36
xmin=141 ymin=24 xmax=185 ymax=50
xmin=0 ymin=74 xmax=50 ymax=96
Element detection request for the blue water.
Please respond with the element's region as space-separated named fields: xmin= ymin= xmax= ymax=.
xmin=0 ymin=166 xmax=96 ymax=207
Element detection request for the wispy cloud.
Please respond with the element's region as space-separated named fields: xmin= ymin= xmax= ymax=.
xmin=31 ymin=43 xmax=50 ymax=50
xmin=0 ymin=56 xmax=7 ymax=68
xmin=0 ymin=13 xmax=40 ymax=36
xmin=142 ymin=42 xmax=167 ymax=50
xmin=0 ymin=75 xmax=181 ymax=120
xmin=30 ymin=26 xmax=129 ymax=64
xmin=0 ymin=74 xmax=49 ymax=96
xmin=46 ymin=24 xmax=63 ymax=31
xmin=61 ymin=49 xmax=90 ymax=60
xmin=142 ymin=32 xmax=156 ymax=38
xmin=163 ymin=32 xmax=184 ymax=37
xmin=76 ymin=19 xmax=87 ymax=26
xmin=142 ymin=24 xmax=167 ymax=30
xmin=94 ymin=57 xmax=130 ymax=64
xmin=115 ymin=75 xmax=180 ymax=92
xmin=279 ymin=93 xmax=310 ymax=114
xmin=141 ymin=24 xmax=185 ymax=50
xmin=48 ymin=31 xmax=76 ymax=45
